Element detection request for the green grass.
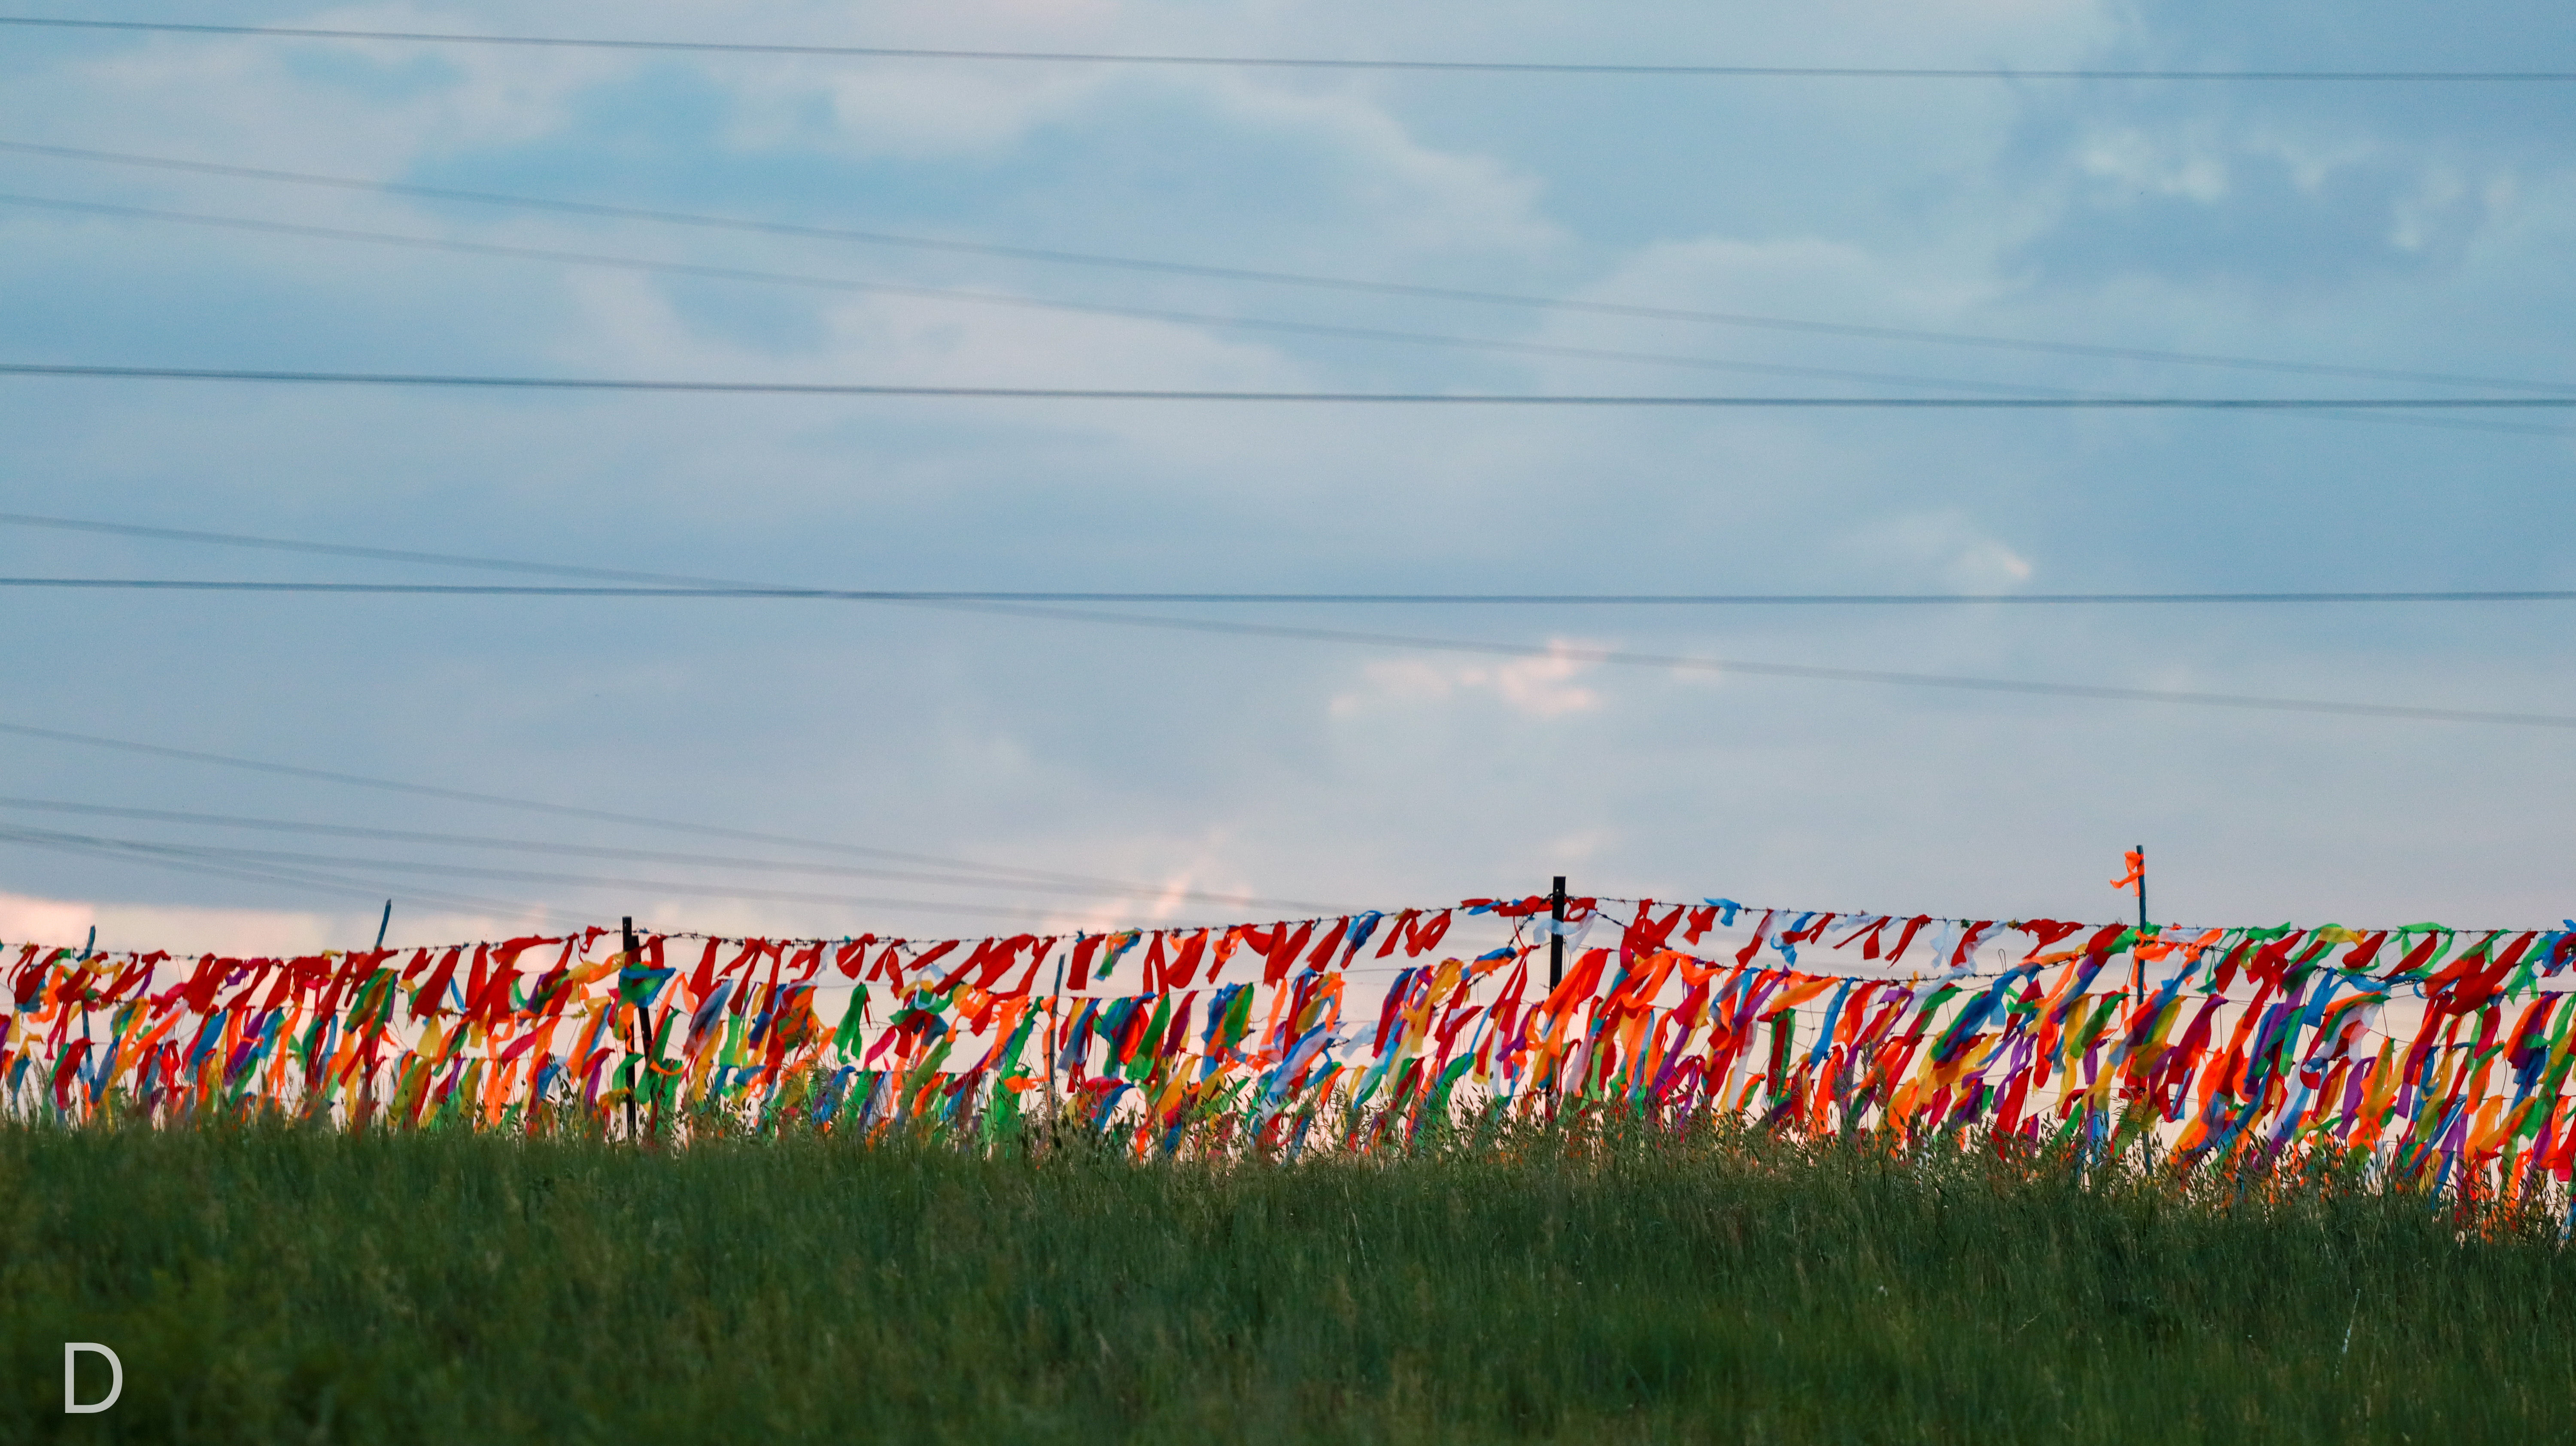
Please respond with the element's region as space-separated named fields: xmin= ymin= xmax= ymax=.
xmin=3 ymin=1118 xmax=2573 ymax=1443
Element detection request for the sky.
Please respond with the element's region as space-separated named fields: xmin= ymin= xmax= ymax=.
xmin=3 ymin=0 xmax=2573 ymax=954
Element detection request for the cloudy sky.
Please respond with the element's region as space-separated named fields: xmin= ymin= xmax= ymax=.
xmin=3 ymin=1 xmax=2573 ymax=954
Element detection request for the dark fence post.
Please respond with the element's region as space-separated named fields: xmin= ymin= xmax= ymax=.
xmin=623 ymin=915 xmax=642 ymax=1145
xmin=1549 ymin=876 xmax=1567 ymax=989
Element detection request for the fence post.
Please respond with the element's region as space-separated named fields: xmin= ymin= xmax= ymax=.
xmin=1549 ymin=876 xmax=1567 ymax=989
xmin=623 ymin=915 xmax=642 ymax=1145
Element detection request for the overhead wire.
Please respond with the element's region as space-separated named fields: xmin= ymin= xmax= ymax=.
xmin=33 ymin=512 xmax=2576 ymax=611
xmin=0 ymin=823 xmax=1240 ymax=927
xmin=9 ymin=516 xmax=2574 ymax=726
xmin=9 ymin=189 xmax=2567 ymax=437
xmin=9 ymin=580 xmax=2576 ymax=728
xmin=5 ymin=139 xmax=2570 ymax=398
xmin=0 ymin=826 xmax=590 ymax=925
xmin=0 ymin=191 xmax=2160 ymax=398
xmin=0 ymin=510 xmax=756 ymax=586
xmin=0 ymin=795 xmax=1330 ymax=909
xmin=0 ymin=718 xmax=1347 ymax=911
xmin=3 ymin=18 xmax=2569 ymax=80
xmin=8 ymin=577 xmax=2576 ymax=606
xmin=5 ymin=363 xmax=2570 ymax=408
xmin=917 ymin=599 xmax=2576 ymax=730
xmin=0 ymin=824 xmax=1120 ymax=933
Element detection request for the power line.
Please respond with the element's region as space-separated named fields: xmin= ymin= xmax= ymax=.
xmin=0 ymin=717 xmax=1344 ymax=908
xmin=55 ymin=513 xmax=2565 ymax=610
xmin=6 ymin=577 xmax=2570 ymax=726
xmin=0 ymin=826 xmax=1215 ymax=930
xmin=0 ymin=191 xmax=2134 ymax=398
xmin=10 ymin=194 xmax=2567 ymax=436
xmin=6 ymin=363 xmax=2570 ymax=407
xmin=18 ymin=192 xmax=2573 ymax=428
xmin=3 ymin=18 xmax=2568 ymax=80
xmin=9 ymin=577 xmax=2576 ymax=606
xmin=5 ymin=138 xmax=2569 ymax=397
xmin=0 ymin=794 xmax=1328 ymax=909
xmin=9 ymin=513 xmax=2574 ymax=724
xmin=922 ymin=600 xmax=2576 ymax=730
xmin=0 ymin=823 xmax=1230 ymax=926
xmin=0 ymin=827 xmax=590 ymax=924
xmin=0 ymin=510 xmax=748 ymax=586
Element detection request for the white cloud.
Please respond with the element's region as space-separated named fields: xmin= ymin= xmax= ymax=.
xmin=2078 ymin=130 xmax=2231 ymax=204
xmin=1834 ymin=511 xmax=2035 ymax=592
xmin=1331 ymin=642 xmax=1604 ymax=720
xmin=1180 ymin=78 xmax=1562 ymax=259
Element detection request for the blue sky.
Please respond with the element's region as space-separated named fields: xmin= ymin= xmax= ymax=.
xmin=3 ymin=1 xmax=2573 ymax=952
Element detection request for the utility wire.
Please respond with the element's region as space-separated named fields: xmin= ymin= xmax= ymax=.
xmin=924 ymin=600 xmax=2576 ymax=730
xmin=0 ymin=826 xmax=1191 ymax=931
xmin=9 ymin=577 xmax=2576 ymax=606
xmin=12 ymin=191 xmax=2567 ymax=435
xmin=0 ymin=795 xmax=1328 ymax=909
xmin=35 ymin=512 xmax=2576 ymax=610
xmin=5 ymin=363 xmax=2569 ymax=407
xmin=8 ymin=514 xmax=2572 ymax=724
xmin=0 ymin=510 xmax=754 ymax=586
xmin=5 ymin=580 xmax=2570 ymax=726
xmin=6 ymin=138 xmax=2569 ymax=397
xmin=0 ymin=191 xmax=2137 ymax=398
xmin=0 ymin=823 xmax=1233 ymax=926
xmin=0 ymin=717 xmax=1346 ymax=908
xmin=0 ymin=826 xmax=589 ymax=924
xmin=3 ymin=18 xmax=2568 ymax=80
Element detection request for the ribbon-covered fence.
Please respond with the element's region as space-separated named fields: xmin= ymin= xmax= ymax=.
xmin=9 ymin=893 xmax=2576 ymax=1199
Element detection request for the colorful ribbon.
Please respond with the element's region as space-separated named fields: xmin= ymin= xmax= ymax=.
xmin=8 ymin=897 xmax=2576 ymax=1203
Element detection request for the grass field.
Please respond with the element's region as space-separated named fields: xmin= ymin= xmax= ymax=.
xmin=3 ymin=1118 xmax=2572 ymax=1443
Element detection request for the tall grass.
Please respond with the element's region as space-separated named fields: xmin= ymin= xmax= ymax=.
xmin=4 ymin=1115 xmax=2571 ymax=1443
